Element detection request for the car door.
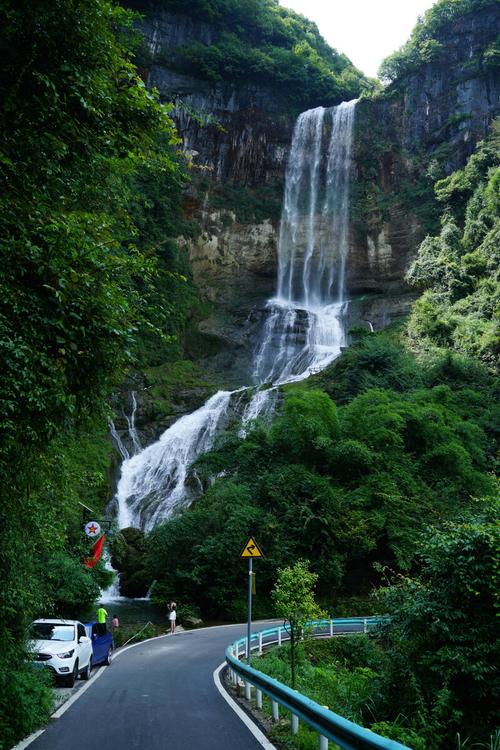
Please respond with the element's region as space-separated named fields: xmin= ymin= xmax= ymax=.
xmin=91 ymin=623 xmax=105 ymax=664
xmin=76 ymin=622 xmax=91 ymax=666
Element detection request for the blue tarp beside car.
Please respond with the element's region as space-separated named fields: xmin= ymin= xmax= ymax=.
xmin=84 ymin=622 xmax=114 ymax=666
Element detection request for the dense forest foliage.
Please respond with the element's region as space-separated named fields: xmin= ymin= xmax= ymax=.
xmin=128 ymin=0 xmax=371 ymax=108
xmin=407 ymin=125 xmax=499 ymax=369
xmin=255 ymin=508 xmax=499 ymax=748
xmin=0 ymin=1 xmax=190 ymax=746
xmin=145 ymin=332 xmax=498 ymax=617
xmin=379 ymin=0 xmax=499 ymax=83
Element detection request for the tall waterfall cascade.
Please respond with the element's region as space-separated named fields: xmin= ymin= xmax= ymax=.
xmin=112 ymin=100 xmax=357 ymax=533
xmin=253 ymin=101 xmax=355 ymax=387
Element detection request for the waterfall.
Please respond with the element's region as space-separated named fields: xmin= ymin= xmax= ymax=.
xmin=109 ymin=391 xmax=142 ymax=460
xmin=239 ymin=387 xmax=279 ymax=437
xmin=125 ymin=391 xmax=141 ymax=455
xmin=253 ymin=100 xmax=356 ymax=386
xmin=115 ymin=390 xmax=232 ymax=532
xmin=112 ymin=100 xmax=356 ymax=533
xmin=109 ymin=419 xmax=129 ymax=461
xmin=99 ymin=554 xmax=127 ymax=603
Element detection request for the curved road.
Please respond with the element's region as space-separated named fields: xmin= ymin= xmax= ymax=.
xmin=28 ymin=620 xmax=364 ymax=750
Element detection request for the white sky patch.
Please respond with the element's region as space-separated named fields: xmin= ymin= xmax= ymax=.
xmin=279 ymin=0 xmax=437 ymax=78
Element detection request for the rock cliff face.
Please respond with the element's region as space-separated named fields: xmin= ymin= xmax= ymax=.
xmin=137 ymin=10 xmax=293 ymax=316
xmin=138 ymin=4 xmax=499 ymax=338
xmin=350 ymin=4 xmax=499 ymax=321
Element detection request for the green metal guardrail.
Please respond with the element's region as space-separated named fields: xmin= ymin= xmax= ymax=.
xmin=226 ymin=617 xmax=409 ymax=750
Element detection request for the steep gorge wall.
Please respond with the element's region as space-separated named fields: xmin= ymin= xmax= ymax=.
xmin=140 ymin=9 xmax=293 ymax=315
xmin=350 ymin=3 xmax=499 ymax=325
xmin=110 ymin=3 xmax=499 ymax=450
xmin=137 ymin=4 xmax=499 ymax=336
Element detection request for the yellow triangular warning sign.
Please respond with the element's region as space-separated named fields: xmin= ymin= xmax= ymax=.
xmin=240 ymin=537 xmax=264 ymax=558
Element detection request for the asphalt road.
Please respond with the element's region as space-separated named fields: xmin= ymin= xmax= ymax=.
xmin=28 ymin=620 xmax=364 ymax=750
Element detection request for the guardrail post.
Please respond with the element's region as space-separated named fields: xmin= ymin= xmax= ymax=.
xmin=278 ymin=627 xmax=282 ymax=646
xmin=329 ymin=619 xmax=333 ymax=637
xmin=363 ymin=618 xmax=368 ymax=634
xmin=245 ymin=681 xmax=252 ymax=701
xmin=256 ymin=689 xmax=262 ymax=709
xmin=272 ymin=700 xmax=279 ymax=721
xmin=291 ymin=714 xmax=299 ymax=734
xmin=258 ymin=631 xmax=263 ymax=655
xmin=319 ymin=735 xmax=328 ymax=749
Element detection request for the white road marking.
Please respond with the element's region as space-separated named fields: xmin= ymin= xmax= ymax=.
xmin=213 ymin=663 xmax=277 ymax=750
xmin=12 ymin=621 xmax=280 ymax=750
xmin=51 ymin=667 xmax=106 ymax=719
xmin=10 ymin=730 xmax=45 ymax=750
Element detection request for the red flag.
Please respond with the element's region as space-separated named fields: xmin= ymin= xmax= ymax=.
xmin=84 ymin=534 xmax=105 ymax=569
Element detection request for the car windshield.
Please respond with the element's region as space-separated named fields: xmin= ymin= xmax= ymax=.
xmin=30 ymin=623 xmax=75 ymax=642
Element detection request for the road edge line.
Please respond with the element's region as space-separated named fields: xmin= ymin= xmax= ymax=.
xmin=12 ymin=624 xmax=279 ymax=749
xmin=10 ymin=729 xmax=45 ymax=750
xmin=213 ymin=662 xmax=277 ymax=750
xmin=50 ymin=663 xmax=107 ymax=719
xmin=11 ymin=633 xmax=172 ymax=749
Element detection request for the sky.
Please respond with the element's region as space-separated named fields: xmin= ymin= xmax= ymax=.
xmin=279 ymin=0 xmax=437 ymax=78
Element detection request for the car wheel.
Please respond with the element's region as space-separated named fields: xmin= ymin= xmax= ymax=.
xmin=81 ymin=657 xmax=92 ymax=681
xmin=105 ymin=647 xmax=113 ymax=666
xmin=66 ymin=660 xmax=78 ymax=688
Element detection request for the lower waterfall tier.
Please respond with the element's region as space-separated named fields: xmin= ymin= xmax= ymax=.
xmin=253 ymin=299 xmax=347 ymax=386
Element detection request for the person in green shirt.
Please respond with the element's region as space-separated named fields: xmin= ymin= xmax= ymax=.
xmin=96 ymin=606 xmax=108 ymax=635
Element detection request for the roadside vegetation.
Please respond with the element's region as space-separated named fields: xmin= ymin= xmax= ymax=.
xmin=0 ymin=0 xmax=498 ymax=748
xmin=0 ymin=1 xmax=190 ymax=746
xmin=252 ymin=511 xmax=498 ymax=749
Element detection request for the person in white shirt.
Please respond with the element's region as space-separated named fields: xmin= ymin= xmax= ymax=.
xmin=168 ymin=601 xmax=177 ymax=634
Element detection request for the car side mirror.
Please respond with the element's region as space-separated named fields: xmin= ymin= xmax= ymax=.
xmin=79 ymin=635 xmax=90 ymax=644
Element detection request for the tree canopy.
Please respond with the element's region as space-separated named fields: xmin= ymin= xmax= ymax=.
xmin=407 ymin=124 xmax=500 ymax=370
xmin=0 ymin=2 xmax=188 ymax=746
xmin=128 ymin=0 xmax=371 ymax=109
xmin=379 ymin=0 xmax=499 ymax=83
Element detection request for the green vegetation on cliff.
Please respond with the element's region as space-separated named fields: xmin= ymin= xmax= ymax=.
xmin=146 ymin=327 xmax=498 ymax=619
xmin=379 ymin=0 xmax=499 ymax=83
xmin=407 ymin=126 xmax=499 ymax=369
xmin=132 ymin=0 xmax=371 ymax=108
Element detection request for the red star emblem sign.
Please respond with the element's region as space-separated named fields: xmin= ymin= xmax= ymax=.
xmin=88 ymin=524 xmax=98 ymax=534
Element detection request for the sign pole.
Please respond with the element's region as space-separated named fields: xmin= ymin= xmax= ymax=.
xmin=240 ymin=536 xmax=263 ymax=665
xmin=247 ymin=556 xmax=253 ymax=664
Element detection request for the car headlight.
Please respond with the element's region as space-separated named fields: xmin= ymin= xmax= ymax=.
xmin=56 ymin=649 xmax=75 ymax=659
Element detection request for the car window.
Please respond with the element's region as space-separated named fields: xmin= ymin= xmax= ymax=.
xmin=30 ymin=623 xmax=75 ymax=642
xmin=77 ymin=623 xmax=86 ymax=639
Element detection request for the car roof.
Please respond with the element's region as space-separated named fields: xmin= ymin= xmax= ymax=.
xmin=32 ymin=619 xmax=79 ymax=625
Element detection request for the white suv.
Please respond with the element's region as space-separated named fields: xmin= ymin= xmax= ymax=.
xmin=30 ymin=619 xmax=93 ymax=687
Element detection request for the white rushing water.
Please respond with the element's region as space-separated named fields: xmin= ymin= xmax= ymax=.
xmin=116 ymin=390 xmax=232 ymax=532
xmin=109 ymin=391 xmax=142 ymax=461
xmin=253 ymin=101 xmax=356 ymax=386
xmin=111 ymin=100 xmax=357 ymax=535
